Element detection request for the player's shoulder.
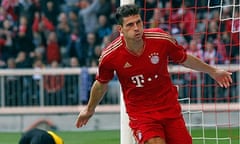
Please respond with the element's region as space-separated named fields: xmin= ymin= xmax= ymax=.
xmin=144 ymin=28 xmax=176 ymax=44
xmin=144 ymin=28 xmax=168 ymax=33
xmin=99 ymin=36 xmax=124 ymax=63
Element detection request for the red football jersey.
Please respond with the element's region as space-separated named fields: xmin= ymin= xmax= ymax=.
xmin=96 ymin=28 xmax=187 ymax=118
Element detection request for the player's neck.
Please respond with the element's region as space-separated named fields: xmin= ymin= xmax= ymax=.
xmin=125 ymin=39 xmax=144 ymax=56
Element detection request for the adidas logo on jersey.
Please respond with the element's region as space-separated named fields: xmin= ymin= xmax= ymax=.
xmin=124 ymin=62 xmax=132 ymax=68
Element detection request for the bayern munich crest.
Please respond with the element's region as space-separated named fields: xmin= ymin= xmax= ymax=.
xmin=149 ymin=52 xmax=159 ymax=64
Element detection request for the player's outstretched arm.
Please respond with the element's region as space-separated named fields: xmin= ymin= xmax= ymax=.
xmin=75 ymin=80 xmax=108 ymax=128
xmin=182 ymin=54 xmax=232 ymax=88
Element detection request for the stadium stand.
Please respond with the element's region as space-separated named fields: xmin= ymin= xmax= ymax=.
xmin=0 ymin=0 xmax=239 ymax=107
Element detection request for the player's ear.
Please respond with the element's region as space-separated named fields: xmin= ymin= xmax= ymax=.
xmin=116 ymin=25 xmax=123 ymax=33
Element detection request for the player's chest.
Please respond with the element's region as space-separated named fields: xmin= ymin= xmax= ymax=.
xmin=114 ymin=46 xmax=168 ymax=78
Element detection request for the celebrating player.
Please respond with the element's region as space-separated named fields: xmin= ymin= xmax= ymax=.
xmin=75 ymin=4 xmax=232 ymax=144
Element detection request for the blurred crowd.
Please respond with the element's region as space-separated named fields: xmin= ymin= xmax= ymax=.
xmin=0 ymin=0 xmax=239 ymax=70
xmin=0 ymin=0 xmax=239 ymax=106
xmin=0 ymin=0 xmax=119 ymax=70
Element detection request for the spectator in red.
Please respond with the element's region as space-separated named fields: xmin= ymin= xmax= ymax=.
xmin=32 ymin=11 xmax=54 ymax=33
xmin=1 ymin=0 xmax=19 ymax=21
xmin=46 ymin=31 xmax=61 ymax=64
xmin=224 ymin=11 xmax=239 ymax=63
xmin=43 ymin=61 xmax=64 ymax=105
xmin=171 ymin=3 xmax=196 ymax=42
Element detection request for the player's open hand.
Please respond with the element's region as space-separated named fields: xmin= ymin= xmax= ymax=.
xmin=209 ymin=69 xmax=232 ymax=88
xmin=75 ymin=108 xmax=95 ymax=128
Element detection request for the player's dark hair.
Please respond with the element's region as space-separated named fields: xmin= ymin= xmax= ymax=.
xmin=115 ymin=4 xmax=140 ymax=25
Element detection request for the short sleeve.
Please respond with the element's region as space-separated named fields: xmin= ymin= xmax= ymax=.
xmin=167 ymin=38 xmax=187 ymax=64
xmin=95 ymin=58 xmax=114 ymax=83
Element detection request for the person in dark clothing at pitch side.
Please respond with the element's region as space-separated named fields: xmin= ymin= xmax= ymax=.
xmin=18 ymin=128 xmax=64 ymax=144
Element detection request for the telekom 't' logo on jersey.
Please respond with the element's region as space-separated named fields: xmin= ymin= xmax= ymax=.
xmin=131 ymin=74 xmax=144 ymax=87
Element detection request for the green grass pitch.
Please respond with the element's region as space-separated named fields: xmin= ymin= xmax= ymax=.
xmin=0 ymin=130 xmax=120 ymax=144
xmin=0 ymin=128 xmax=239 ymax=144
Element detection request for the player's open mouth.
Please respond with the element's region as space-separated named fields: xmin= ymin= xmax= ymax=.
xmin=135 ymin=33 xmax=141 ymax=38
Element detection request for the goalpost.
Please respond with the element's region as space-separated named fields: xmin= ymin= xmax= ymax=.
xmin=120 ymin=0 xmax=240 ymax=144
xmin=119 ymin=1 xmax=136 ymax=144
